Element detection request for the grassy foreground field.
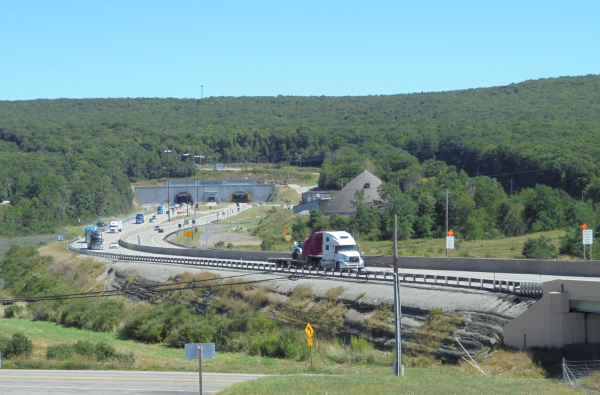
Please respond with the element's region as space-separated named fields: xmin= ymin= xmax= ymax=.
xmin=219 ymin=371 xmax=577 ymax=395
xmin=0 ymin=318 xmax=579 ymax=394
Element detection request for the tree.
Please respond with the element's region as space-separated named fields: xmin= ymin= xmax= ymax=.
xmin=307 ymin=209 xmax=328 ymax=232
xmin=522 ymin=235 xmax=557 ymax=260
xmin=291 ymin=216 xmax=308 ymax=239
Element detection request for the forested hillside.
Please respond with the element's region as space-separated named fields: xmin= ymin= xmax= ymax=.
xmin=1 ymin=75 xmax=599 ymax=237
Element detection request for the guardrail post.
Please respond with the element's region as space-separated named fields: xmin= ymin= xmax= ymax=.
xmin=413 ymin=274 xmax=416 ymax=283
xmin=383 ymin=272 xmax=387 ymax=281
xmin=493 ymin=280 xmax=496 ymax=292
xmin=445 ymin=276 xmax=448 ymax=286
xmin=468 ymin=278 xmax=472 ymax=288
xmin=456 ymin=277 xmax=460 ymax=287
xmin=434 ymin=275 xmax=438 ymax=285
xmin=423 ymin=274 xmax=427 ymax=284
xmin=480 ymin=278 xmax=484 ymax=290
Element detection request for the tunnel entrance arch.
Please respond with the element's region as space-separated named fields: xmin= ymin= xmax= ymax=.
xmin=230 ymin=191 xmax=251 ymax=203
xmin=175 ymin=193 xmax=194 ymax=205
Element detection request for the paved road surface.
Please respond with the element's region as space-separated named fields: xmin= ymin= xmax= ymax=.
xmin=0 ymin=370 xmax=265 ymax=394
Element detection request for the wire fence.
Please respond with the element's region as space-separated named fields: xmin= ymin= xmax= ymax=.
xmin=563 ymin=358 xmax=600 ymax=388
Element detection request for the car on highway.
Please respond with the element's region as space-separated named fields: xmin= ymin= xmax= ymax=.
xmin=157 ymin=227 xmax=164 ymax=233
xmin=109 ymin=242 xmax=118 ymax=249
xmin=149 ymin=217 xmax=155 ymax=223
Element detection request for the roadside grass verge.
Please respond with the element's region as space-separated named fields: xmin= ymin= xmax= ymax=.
xmin=219 ymin=370 xmax=578 ymax=395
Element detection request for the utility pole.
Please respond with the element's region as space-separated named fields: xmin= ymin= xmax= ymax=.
xmin=510 ymin=178 xmax=514 ymax=196
xmin=393 ymin=214 xmax=403 ymax=376
xmin=299 ymin=155 xmax=302 ymax=169
xmin=445 ymin=189 xmax=450 ymax=258
xmin=164 ymin=149 xmax=172 ymax=222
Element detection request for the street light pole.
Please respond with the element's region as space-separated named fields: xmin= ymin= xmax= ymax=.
xmin=445 ymin=189 xmax=450 ymax=258
xmin=164 ymin=149 xmax=172 ymax=222
xmin=183 ymin=153 xmax=190 ymax=216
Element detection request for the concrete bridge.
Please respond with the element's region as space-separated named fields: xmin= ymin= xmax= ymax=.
xmin=133 ymin=179 xmax=276 ymax=205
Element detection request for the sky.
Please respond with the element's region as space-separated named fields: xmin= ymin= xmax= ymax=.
xmin=1 ymin=0 xmax=599 ymax=100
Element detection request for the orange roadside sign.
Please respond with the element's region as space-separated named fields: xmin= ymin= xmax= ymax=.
xmin=448 ymin=230 xmax=454 ymax=236
xmin=582 ymin=223 xmax=588 ymax=230
xmin=307 ymin=338 xmax=313 ymax=347
xmin=183 ymin=230 xmax=192 ymax=237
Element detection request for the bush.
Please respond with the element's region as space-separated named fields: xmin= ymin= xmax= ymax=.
xmin=522 ymin=235 xmax=557 ymax=260
xmin=261 ymin=237 xmax=276 ymax=251
xmin=46 ymin=344 xmax=73 ymax=360
xmin=46 ymin=341 xmax=131 ymax=363
xmin=4 ymin=305 xmax=23 ymax=318
xmin=1 ymin=333 xmax=33 ymax=358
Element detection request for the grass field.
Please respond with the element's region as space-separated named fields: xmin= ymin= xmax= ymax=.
xmin=219 ymin=371 xmax=578 ymax=395
xmin=132 ymin=163 xmax=320 ymax=188
xmin=0 ymin=234 xmax=58 ymax=257
xmin=358 ymin=229 xmax=572 ymax=259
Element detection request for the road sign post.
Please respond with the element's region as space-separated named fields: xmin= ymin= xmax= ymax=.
xmin=305 ymin=324 xmax=314 ymax=370
xmin=446 ymin=230 xmax=455 ymax=258
xmin=185 ymin=343 xmax=216 ymax=395
xmin=583 ymin=224 xmax=593 ymax=260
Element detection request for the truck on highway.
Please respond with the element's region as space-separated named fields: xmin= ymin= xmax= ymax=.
xmin=268 ymin=231 xmax=364 ymax=270
xmin=84 ymin=227 xmax=103 ymax=250
xmin=109 ymin=220 xmax=123 ymax=233
xmin=135 ymin=213 xmax=144 ymax=224
xmin=88 ymin=230 xmax=104 ymax=250
xmin=157 ymin=205 xmax=164 ymax=214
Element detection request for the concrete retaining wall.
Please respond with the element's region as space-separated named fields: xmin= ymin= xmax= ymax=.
xmin=118 ymin=237 xmax=600 ymax=278
xmin=362 ymin=255 xmax=600 ymax=277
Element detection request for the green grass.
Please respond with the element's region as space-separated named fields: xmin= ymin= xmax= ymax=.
xmin=220 ymin=370 xmax=578 ymax=395
xmin=358 ymin=230 xmax=571 ymax=259
xmin=0 ymin=234 xmax=58 ymax=257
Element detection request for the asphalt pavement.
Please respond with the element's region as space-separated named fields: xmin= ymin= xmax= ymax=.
xmin=0 ymin=369 xmax=265 ymax=395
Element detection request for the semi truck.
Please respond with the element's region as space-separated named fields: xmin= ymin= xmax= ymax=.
xmin=87 ymin=230 xmax=104 ymax=250
xmin=135 ymin=213 xmax=144 ymax=224
xmin=157 ymin=205 xmax=164 ymax=214
xmin=268 ymin=231 xmax=364 ymax=270
xmin=109 ymin=220 xmax=123 ymax=233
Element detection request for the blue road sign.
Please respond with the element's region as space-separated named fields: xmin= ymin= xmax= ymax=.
xmin=185 ymin=343 xmax=216 ymax=360
xmin=57 ymin=234 xmax=63 ymax=241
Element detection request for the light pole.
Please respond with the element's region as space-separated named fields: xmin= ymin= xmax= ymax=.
xmin=195 ymin=154 xmax=205 ymax=209
xmin=164 ymin=149 xmax=172 ymax=222
xmin=445 ymin=189 xmax=450 ymax=258
xmin=183 ymin=153 xmax=190 ymax=216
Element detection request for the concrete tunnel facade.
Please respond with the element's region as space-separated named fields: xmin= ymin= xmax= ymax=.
xmin=133 ymin=179 xmax=276 ymax=205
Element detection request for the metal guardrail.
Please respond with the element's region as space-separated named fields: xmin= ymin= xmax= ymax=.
xmin=67 ymin=238 xmax=543 ymax=299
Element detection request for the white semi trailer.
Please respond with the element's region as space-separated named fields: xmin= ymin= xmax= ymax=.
xmin=269 ymin=231 xmax=364 ymax=270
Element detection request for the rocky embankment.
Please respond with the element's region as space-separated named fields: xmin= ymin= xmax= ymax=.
xmin=103 ymin=260 xmax=535 ymax=360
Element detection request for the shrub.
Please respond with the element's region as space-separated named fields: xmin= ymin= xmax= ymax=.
xmin=4 ymin=305 xmax=23 ymax=318
xmin=522 ymin=235 xmax=557 ymax=260
xmin=46 ymin=344 xmax=73 ymax=360
xmin=226 ymin=243 xmax=234 ymax=249
xmin=350 ymin=335 xmax=374 ymax=353
xmin=1 ymin=333 xmax=33 ymax=358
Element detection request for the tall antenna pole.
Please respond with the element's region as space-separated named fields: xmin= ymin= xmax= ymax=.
xmin=201 ymin=85 xmax=204 ymax=99
xmin=510 ymin=178 xmax=513 ymax=196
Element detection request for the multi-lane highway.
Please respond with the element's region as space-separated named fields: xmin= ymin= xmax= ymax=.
xmin=0 ymin=370 xmax=265 ymax=395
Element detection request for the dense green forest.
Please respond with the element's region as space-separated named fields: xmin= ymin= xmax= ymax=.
xmin=1 ymin=75 xmax=600 ymax=237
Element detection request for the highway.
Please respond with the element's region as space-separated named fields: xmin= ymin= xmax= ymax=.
xmin=0 ymin=369 xmax=265 ymax=394
xmin=73 ymin=203 xmax=600 ymax=289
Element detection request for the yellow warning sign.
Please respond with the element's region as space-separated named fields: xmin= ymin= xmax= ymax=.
xmin=307 ymin=338 xmax=313 ymax=347
xmin=284 ymin=233 xmax=293 ymax=242
xmin=183 ymin=230 xmax=192 ymax=237
xmin=305 ymin=323 xmax=314 ymax=338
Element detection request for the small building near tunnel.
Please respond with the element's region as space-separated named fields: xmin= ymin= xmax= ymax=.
xmin=133 ymin=179 xmax=275 ymax=205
